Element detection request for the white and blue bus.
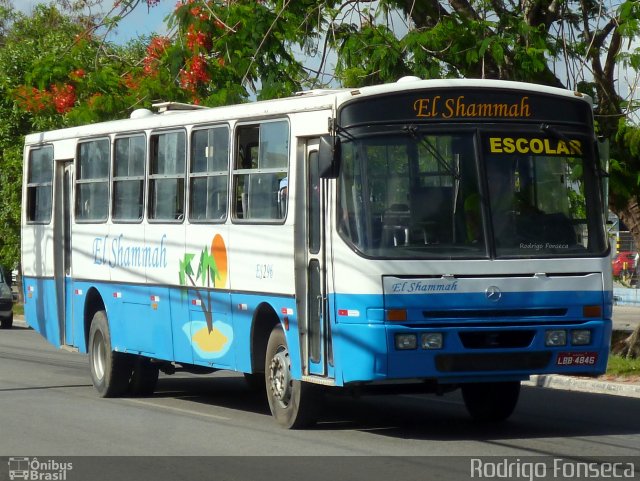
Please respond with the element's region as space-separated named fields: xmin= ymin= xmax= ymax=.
xmin=21 ymin=78 xmax=612 ymax=428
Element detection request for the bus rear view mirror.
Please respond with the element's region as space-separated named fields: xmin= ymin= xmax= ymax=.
xmin=318 ymin=134 xmax=340 ymax=179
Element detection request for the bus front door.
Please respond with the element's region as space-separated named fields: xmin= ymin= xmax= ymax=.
xmin=303 ymin=143 xmax=332 ymax=378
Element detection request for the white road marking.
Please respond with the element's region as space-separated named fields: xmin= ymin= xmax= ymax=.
xmin=123 ymin=398 xmax=231 ymax=421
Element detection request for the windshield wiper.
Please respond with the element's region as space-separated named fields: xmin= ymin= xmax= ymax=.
xmin=540 ymin=124 xmax=582 ymax=156
xmin=334 ymin=124 xmax=356 ymax=142
xmin=403 ymin=125 xmax=460 ymax=181
xmin=541 ymin=123 xmax=608 ymax=178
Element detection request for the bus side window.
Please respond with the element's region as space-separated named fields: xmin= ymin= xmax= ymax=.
xmin=76 ymin=138 xmax=109 ymax=222
xmin=113 ymin=134 xmax=145 ymax=222
xmin=189 ymin=126 xmax=229 ymax=222
xmin=148 ymin=130 xmax=186 ymax=222
xmin=233 ymin=121 xmax=288 ymax=222
xmin=26 ymin=146 xmax=54 ymax=224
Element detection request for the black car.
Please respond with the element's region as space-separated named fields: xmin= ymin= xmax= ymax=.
xmin=0 ymin=268 xmax=13 ymax=329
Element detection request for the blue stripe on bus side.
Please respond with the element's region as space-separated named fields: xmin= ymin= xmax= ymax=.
xmin=23 ymin=276 xmax=611 ymax=386
xmin=22 ymin=277 xmax=300 ymax=376
xmin=23 ymin=277 xmax=61 ymax=348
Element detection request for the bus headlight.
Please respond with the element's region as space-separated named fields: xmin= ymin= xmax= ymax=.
xmin=395 ymin=334 xmax=417 ymax=350
xmin=421 ymin=333 xmax=443 ymax=349
xmin=571 ymin=329 xmax=591 ymax=346
xmin=545 ymin=329 xmax=567 ymax=346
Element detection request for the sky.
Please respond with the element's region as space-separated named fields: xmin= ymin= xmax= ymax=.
xmin=16 ymin=0 xmax=174 ymax=43
xmin=106 ymin=1 xmax=174 ymax=43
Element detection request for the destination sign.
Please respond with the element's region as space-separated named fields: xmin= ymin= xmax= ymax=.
xmin=338 ymin=89 xmax=592 ymax=127
xmin=487 ymin=136 xmax=583 ymax=156
xmin=413 ymin=95 xmax=531 ymax=119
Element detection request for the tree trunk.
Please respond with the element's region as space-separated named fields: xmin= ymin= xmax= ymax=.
xmin=616 ymin=197 xmax=640 ymax=254
xmin=612 ymin=325 xmax=640 ymax=359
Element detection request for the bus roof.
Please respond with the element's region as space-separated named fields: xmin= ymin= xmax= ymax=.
xmin=24 ymin=78 xmax=591 ymax=145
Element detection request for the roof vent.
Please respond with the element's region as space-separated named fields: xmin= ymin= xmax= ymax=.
xmin=130 ymin=108 xmax=154 ymax=119
xmin=152 ymin=101 xmax=209 ymax=113
xmin=397 ymin=76 xmax=422 ymax=83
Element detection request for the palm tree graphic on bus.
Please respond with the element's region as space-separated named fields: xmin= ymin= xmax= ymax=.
xmin=178 ymin=234 xmax=232 ymax=359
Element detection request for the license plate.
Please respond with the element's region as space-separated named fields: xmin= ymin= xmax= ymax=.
xmin=556 ymin=352 xmax=598 ymax=366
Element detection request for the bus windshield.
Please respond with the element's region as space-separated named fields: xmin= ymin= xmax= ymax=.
xmin=337 ymin=128 xmax=607 ymax=259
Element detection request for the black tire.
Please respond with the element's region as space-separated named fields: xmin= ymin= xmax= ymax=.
xmin=461 ymin=381 xmax=521 ymax=422
xmin=265 ymin=324 xmax=322 ymax=429
xmin=88 ymin=310 xmax=133 ymax=397
xmin=129 ymin=356 xmax=159 ymax=396
xmin=1 ymin=313 xmax=13 ymax=329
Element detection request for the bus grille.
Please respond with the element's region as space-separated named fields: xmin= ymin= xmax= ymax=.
xmin=435 ymin=352 xmax=551 ymax=372
xmin=459 ymin=330 xmax=535 ymax=349
xmin=423 ymin=308 xmax=567 ymax=319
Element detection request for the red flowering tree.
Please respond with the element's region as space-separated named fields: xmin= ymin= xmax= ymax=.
xmin=0 ymin=3 xmax=165 ymax=271
xmin=134 ymin=0 xmax=310 ymax=105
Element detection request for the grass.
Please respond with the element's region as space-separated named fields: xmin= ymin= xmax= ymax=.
xmin=606 ymin=354 xmax=640 ymax=377
xmin=12 ymin=302 xmax=23 ymax=316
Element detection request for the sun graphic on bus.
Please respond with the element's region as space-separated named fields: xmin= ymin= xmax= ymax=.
xmin=210 ymin=234 xmax=228 ymax=288
xmin=178 ymin=234 xmax=232 ymax=358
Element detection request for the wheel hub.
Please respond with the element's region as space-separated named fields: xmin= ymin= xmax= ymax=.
xmin=91 ymin=331 xmax=106 ymax=381
xmin=269 ymin=347 xmax=291 ymax=407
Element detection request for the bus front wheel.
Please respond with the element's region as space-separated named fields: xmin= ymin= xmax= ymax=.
xmin=265 ymin=324 xmax=322 ymax=429
xmin=88 ymin=310 xmax=132 ymax=398
xmin=461 ymin=381 xmax=520 ymax=422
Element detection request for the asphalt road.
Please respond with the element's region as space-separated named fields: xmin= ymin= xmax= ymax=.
xmin=1 ymin=326 xmax=639 ymax=481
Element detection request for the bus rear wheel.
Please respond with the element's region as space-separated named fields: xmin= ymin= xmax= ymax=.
xmin=265 ymin=324 xmax=322 ymax=429
xmin=461 ymin=381 xmax=520 ymax=422
xmin=88 ymin=310 xmax=132 ymax=398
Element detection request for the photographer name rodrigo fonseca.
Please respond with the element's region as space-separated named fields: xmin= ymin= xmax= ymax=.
xmin=470 ymin=458 xmax=635 ymax=480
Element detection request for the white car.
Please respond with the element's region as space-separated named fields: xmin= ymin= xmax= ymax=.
xmin=0 ymin=269 xmax=14 ymax=329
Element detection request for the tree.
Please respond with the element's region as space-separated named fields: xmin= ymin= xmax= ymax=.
xmin=0 ymin=1 xmax=185 ymax=273
xmin=3 ymin=0 xmax=639 ymax=353
xmin=0 ymin=3 xmax=112 ymax=271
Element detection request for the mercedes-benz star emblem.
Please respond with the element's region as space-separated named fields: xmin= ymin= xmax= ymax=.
xmin=485 ymin=286 xmax=502 ymax=302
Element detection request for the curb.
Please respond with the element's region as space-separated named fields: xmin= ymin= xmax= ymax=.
xmin=13 ymin=316 xmax=28 ymax=328
xmin=524 ymin=374 xmax=640 ymax=398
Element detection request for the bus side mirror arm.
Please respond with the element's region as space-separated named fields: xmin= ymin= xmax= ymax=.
xmin=318 ymin=134 xmax=340 ymax=179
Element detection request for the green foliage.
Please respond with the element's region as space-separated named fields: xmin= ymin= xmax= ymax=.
xmin=608 ymin=120 xmax=640 ymax=209
xmin=0 ymin=145 xmax=22 ymax=267
xmin=606 ymin=354 xmax=640 ymax=376
xmin=332 ymin=22 xmax=409 ymax=87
